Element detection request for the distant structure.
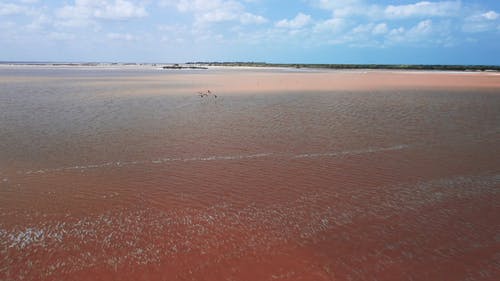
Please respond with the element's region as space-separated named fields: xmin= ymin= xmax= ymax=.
xmin=163 ymin=64 xmax=208 ymax=70
xmin=197 ymin=90 xmax=217 ymax=98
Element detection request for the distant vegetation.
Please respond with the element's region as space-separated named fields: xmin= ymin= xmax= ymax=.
xmin=2 ymin=61 xmax=498 ymax=72
xmin=163 ymin=64 xmax=208 ymax=70
xmin=186 ymin=62 xmax=500 ymax=72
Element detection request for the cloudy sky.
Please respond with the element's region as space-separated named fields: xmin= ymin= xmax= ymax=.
xmin=1 ymin=0 xmax=499 ymax=64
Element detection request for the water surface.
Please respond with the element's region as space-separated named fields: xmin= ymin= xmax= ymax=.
xmin=0 ymin=67 xmax=499 ymax=281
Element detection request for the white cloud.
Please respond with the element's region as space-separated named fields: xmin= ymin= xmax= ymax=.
xmin=384 ymin=1 xmax=461 ymax=19
xmin=269 ymin=1 xmax=467 ymax=48
xmin=463 ymin=22 xmax=491 ymax=33
xmin=0 ymin=21 xmax=16 ymax=30
xmin=325 ymin=21 xmax=388 ymax=47
xmin=389 ymin=27 xmax=405 ymax=36
xmin=26 ymin=14 xmax=50 ymax=30
xmin=107 ymin=32 xmax=137 ymax=41
xmin=0 ymin=2 xmax=47 ymax=31
xmin=314 ymin=18 xmax=345 ymax=33
xmin=463 ymin=10 xmax=500 ymax=33
xmin=276 ymin=13 xmax=311 ymax=29
xmin=240 ymin=13 xmax=267 ymax=24
xmin=372 ymin=23 xmax=388 ymax=35
xmin=351 ymin=23 xmax=373 ymax=34
xmin=314 ymin=1 xmax=462 ymax=20
xmin=316 ymin=0 xmax=362 ymax=11
xmin=56 ymin=0 xmax=147 ymax=25
xmin=386 ymin=19 xmax=442 ymax=44
xmin=157 ymin=24 xmax=191 ymax=44
xmin=173 ymin=0 xmax=236 ymax=13
xmin=161 ymin=0 xmax=266 ymax=25
xmin=95 ymin=0 xmax=147 ymax=19
xmin=348 ymin=22 xmax=388 ymax=36
xmin=48 ymin=32 xmax=76 ymax=41
xmin=0 ymin=2 xmax=32 ymax=16
xmin=1 ymin=0 xmax=497 ymax=58
xmin=195 ymin=1 xmax=241 ymax=22
xmin=308 ymin=0 xmax=475 ymax=47
xmin=409 ymin=19 xmax=433 ymax=35
xmin=318 ymin=0 xmax=380 ymax=18
xmin=481 ymin=11 xmax=498 ymax=21
xmin=157 ymin=24 xmax=184 ymax=33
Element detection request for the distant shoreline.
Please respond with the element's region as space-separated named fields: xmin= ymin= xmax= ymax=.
xmin=188 ymin=62 xmax=500 ymax=72
xmin=0 ymin=61 xmax=499 ymax=72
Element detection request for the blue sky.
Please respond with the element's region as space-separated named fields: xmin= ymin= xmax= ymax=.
xmin=1 ymin=0 xmax=499 ymax=64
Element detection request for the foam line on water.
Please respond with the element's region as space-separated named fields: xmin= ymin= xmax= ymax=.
xmin=20 ymin=145 xmax=408 ymax=175
xmin=292 ymin=144 xmax=409 ymax=159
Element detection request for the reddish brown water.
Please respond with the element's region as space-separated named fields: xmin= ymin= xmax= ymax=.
xmin=0 ymin=67 xmax=499 ymax=281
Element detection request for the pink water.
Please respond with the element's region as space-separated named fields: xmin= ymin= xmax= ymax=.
xmin=0 ymin=67 xmax=499 ymax=281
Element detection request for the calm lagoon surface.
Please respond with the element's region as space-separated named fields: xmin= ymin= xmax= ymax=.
xmin=1 ymin=66 xmax=499 ymax=281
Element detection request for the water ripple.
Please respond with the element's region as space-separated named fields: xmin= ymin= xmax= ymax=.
xmin=20 ymin=145 xmax=408 ymax=176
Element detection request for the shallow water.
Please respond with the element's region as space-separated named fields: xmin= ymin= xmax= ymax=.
xmin=0 ymin=67 xmax=499 ymax=281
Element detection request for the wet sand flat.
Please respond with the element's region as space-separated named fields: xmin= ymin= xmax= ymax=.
xmin=0 ymin=67 xmax=499 ymax=281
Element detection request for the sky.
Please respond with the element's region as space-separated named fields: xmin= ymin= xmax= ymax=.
xmin=1 ymin=0 xmax=499 ymax=64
